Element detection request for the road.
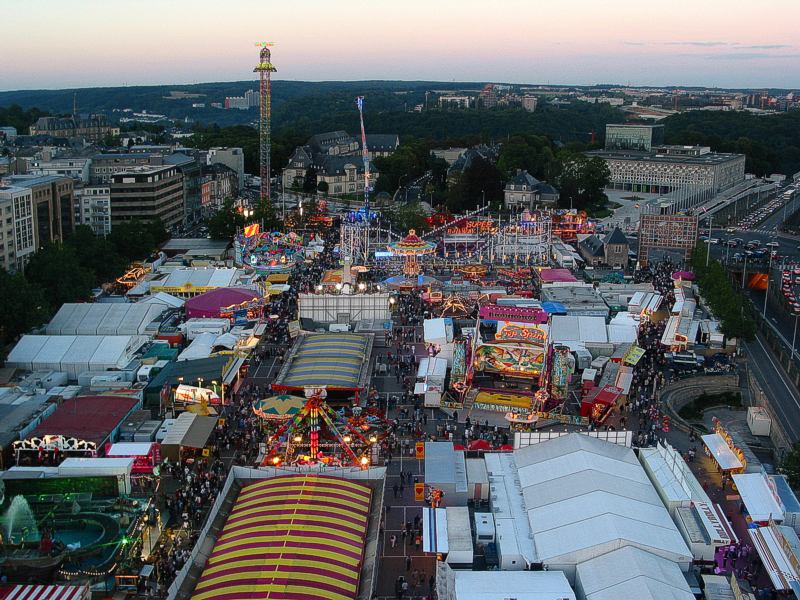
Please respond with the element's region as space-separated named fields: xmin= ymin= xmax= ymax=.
xmin=743 ymin=333 xmax=800 ymax=442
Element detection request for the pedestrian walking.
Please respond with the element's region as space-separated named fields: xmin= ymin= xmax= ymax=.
xmin=390 ymin=534 xmax=397 ymax=548
xmin=406 ymin=555 xmax=412 ymax=571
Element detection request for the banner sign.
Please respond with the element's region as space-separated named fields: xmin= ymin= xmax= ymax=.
xmin=496 ymin=323 xmax=548 ymax=344
xmin=480 ymin=304 xmax=548 ymax=324
xmin=623 ymin=345 xmax=646 ymax=366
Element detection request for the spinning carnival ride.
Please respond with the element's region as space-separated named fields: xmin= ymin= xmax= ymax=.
xmin=236 ymin=229 xmax=304 ymax=274
xmin=387 ymin=229 xmax=437 ymax=277
xmin=258 ymin=387 xmax=387 ymax=468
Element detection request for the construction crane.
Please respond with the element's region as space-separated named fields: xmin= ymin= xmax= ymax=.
xmin=355 ymin=96 xmax=371 ymax=217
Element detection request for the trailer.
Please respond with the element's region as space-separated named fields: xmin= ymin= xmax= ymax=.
xmin=466 ymin=458 xmax=490 ymax=505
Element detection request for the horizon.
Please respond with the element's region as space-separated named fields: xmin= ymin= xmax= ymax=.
xmin=1 ymin=77 xmax=798 ymax=95
xmin=1 ymin=0 xmax=799 ymax=91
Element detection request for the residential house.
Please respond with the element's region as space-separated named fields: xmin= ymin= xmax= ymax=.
xmin=503 ymin=169 xmax=560 ymax=208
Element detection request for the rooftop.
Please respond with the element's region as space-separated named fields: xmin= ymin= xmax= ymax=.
xmin=192 ymin=475 xmax=372 ymax=600
xmin=587 ymin=148 xmax=744 ymax=166
xmin=29 ymin=395 xmax=139 ymax=446
xmin=514 ymin=434 xmax=692 ymax=567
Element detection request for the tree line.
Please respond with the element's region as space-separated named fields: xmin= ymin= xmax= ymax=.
xmin=690 ymin=244 xmax=756 ymax=342
xmin=0 ymin=221 xmax=168 ymax=355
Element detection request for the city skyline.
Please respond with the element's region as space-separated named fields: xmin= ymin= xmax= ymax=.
xmin=1 ymin=0 xmax=799 ymax=90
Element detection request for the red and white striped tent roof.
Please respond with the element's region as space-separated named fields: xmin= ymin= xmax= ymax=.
xmin=0 ymin=585 xmax=89 ymax=600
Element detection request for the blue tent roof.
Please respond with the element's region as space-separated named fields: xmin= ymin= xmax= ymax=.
xmin=541 ymin=301 xmax=567 ymax=314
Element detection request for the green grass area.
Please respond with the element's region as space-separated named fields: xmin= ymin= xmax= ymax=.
xmin=678 ymin=391 xmax=741 ymax=421
xmin=589 ymin=207 xmax=613 ymax=219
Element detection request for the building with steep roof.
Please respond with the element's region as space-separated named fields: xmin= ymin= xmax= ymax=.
xmin=280 ymin=131 xmax=397 ymax=197
xmin=504 ymin=169 xmax=560 ymax=208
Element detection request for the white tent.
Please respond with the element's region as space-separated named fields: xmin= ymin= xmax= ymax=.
xmin=5 ymin=335 xmax=147 ymax=380
xmin=177 ymin=332 xmax=218 ymax=361
xmin=441 ymin=568 xmax=575 ymax=600
xmin=550 ymin=315 xmax=608 ymax=344
xmin=702 ymin=433 xmax=743 ymax=471
xmin=514 ymin=434 xmax=692 ymax=582
xmin=46 ymin=303 xmax=166 ymax=336
xmin=575 ymin=546 xmax=695 ymax=600
xmin=732 ymin=472 xmax=785 ymax=523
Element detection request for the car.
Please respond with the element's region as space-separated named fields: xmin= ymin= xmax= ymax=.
xmin=766 ymin=241 xmax=780 ymax=248
xmin=708 ymin=238 xmax=720 ymax=244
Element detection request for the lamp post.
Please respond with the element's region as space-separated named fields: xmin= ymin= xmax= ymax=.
xmin=763 ymin=236 xmax=775 ymax=318
xmin=793 ymin=312 xmax=799 ymax=362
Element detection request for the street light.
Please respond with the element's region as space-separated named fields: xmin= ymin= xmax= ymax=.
xmin=763 ymin=235 xmax=775 ymax=318
xmin=793 ymin=311 xmax=800 ymax=363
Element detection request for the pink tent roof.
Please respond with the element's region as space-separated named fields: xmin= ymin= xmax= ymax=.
xmin=185 ymin=287 xmax=261 ymax=318
xmin=538 ymin=268 xmax=578 ymax=283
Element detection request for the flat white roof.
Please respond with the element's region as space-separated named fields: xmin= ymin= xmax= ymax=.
xmin=451 ymin=570 xmax=575 ymax=600
xmin=107 ymin=442 xmax=154 ymax=457
xmin=417 ymin=357 xmax=448 ymax=379
xmin=732 ymin=473 xmax=785 ymax=522
xmin=702 ymin=433 xmax=743 ymax=471
xmin=550 ymin=315 xmax=608 ymax=344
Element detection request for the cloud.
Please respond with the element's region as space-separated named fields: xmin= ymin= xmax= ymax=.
xmin=682 ymin=52 xmax=800 ymax=60
xmin=736 ymin=44 xmax=791 ymax=50
xmin=623 ymin=42 xmax=646 ymax=46
xmin=665 ymin=41 xmax=734 ymax=47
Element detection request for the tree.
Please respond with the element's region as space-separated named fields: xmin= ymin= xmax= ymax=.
xmin=783 ymin=442 xmax=800 ymax=489
xmin=690 ymin=245 xmax=756 ymax=341
xmin=388 ymin=201 xmax=428 ymax=234
xmin=317 ymin=181 xmax=329 ymax=194
xmin=555 ymin=153 xmax=610 ymax=211
xmin=208 ymin=199 xmax=245 ymax=240
xmin=0 ymin=270 xmax=49 ymax=351
xmin=24 ymin=243 xmax=95 ymax=308
xmin=65 ymin=225 xmax=127 ymax=284
xmin=302 ymin=167 xmax=318 ymax=194
xmin=109 ymin=221 xmax=159 ymax=262
xmin=447 ymin=156 xmax=503 ymax=212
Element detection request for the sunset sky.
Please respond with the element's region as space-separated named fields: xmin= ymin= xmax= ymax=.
xmin=2 ymin=0 xmax=798 ymax=90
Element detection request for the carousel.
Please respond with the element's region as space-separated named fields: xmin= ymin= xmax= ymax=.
xmin=237 ymin=230 xmax=305 ymax=275
xmin=387 ymin=229 xmax=437 ymax=277
xmin=256 ymin=387 xmax=388 ymax=468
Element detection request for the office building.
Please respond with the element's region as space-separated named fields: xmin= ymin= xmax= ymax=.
xmin=605 ymin=124 xmax=664 ymax=151
xmin=439 ymin=95 xmax=473 ymax=109
xmin=206 ymin=147 xmax=244 ymax=191
xmin=110 ymin=165 xmax=184 ymax=229
xmin=522 ymin=96 xmax=538 ymax=112
xmin=91 ymin=152 xmax=163 ymax=185
xmin=587 ymin=146 xmax=745 ymax=196
xmin=165 ymin=153 xmax=202 ymax=224
xmin=28 ymin=157 xmax=91 ymax=183
xmin=0 ymin=185 xmax=36 ymax=273
xmin=478 ymin=85 xmax=498 ymax=108
xmin=5 ymin=174 xmax=75 ymax=246
xmin=74 ymin=185 xmax=112 ymax=236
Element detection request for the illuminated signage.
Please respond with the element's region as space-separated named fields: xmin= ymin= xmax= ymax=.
xmin=496 ymin=323 xmax=548 ymax=344
xmin=480 ymin=305 xmax=548 ymax=324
